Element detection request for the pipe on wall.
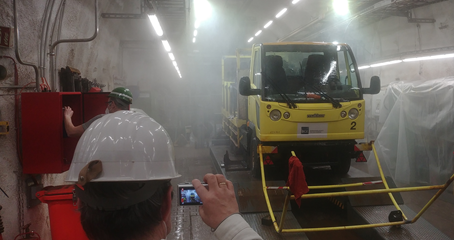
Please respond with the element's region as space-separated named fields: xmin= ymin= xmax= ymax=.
xmin=48 ymin=0 xmax=67 ymax=91
xmin=49 ymin=0 xmax=99 ymax=91
xmin=13 ymin=0 xmax=40 ymax=91
xmin=38 ymin=0 xmax=52 ymax=83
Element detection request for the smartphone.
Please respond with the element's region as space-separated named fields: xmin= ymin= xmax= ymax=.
xmin=178 ymin=183 xmax=208 ymax=206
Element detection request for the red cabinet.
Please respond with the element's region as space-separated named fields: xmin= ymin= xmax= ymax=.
xmin=21 ymin=92 xmax=110 ymax=174
xmin=83 ymin=92 xmax=110 ymax=121
xmin=22 ymin=92 xmax=82 ymax=174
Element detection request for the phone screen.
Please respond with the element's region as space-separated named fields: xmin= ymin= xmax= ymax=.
xmin=178 ymin=183 xmax=208 ymax=205
xmin=178 ymin=185 xmax=203 ymax=205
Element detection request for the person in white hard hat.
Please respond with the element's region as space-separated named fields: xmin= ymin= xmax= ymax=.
xmin=66 ymin=110 xmax=262 ymax=240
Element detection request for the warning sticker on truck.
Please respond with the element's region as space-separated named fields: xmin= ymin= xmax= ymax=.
xmin=297 ymin=123 xmax=328 ymax=138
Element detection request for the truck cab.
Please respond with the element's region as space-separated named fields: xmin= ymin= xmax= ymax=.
xmin=239 ymin=42 xmax=380 ymax=177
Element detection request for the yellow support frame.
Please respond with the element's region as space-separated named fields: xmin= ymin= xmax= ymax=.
xmin=259 ymin=142 xmax=454 ymax=233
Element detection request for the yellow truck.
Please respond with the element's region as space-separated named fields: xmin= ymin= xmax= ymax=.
xmin=223 ymin=42 xmax=380 ymax=178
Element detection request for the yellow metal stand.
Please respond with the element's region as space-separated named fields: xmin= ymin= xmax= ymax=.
xmin=259 ymin=143 xmax=454 ymax=233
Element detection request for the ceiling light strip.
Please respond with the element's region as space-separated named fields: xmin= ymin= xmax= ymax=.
xmin=148 ymin=14 xmax=163 ymax=36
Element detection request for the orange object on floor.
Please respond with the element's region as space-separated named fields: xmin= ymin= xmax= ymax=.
xmin=286 ymin=156 xmax=309 ymax=207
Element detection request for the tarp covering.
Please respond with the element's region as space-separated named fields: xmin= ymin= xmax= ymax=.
xmin=367 ymin=77 xmax=454 ymax=186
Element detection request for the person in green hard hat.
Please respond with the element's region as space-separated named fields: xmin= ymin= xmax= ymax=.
xmin=63 ymin=87 xmax=133 ymax=137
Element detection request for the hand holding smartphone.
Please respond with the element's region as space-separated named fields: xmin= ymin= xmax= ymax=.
xmin=191 ymin=174 xmax=239 ymax=230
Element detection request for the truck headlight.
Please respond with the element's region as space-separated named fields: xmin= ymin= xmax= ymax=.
xmin=340 ymin=111 xmax=347 ymax=118
xmin=348 ymin=108 xmax=359 ymax=120
xmin=270 ymin=110 xmax=281 ymax=121
xmin=283 ymin=112 xmax=290 ymax=119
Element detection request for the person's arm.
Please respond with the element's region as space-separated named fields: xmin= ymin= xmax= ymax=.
xmin=214 ymin=214 xmax=262 ymax=240
xmin=64 ymin=106 xmax=84 ymax=137
xmin=192 ymin=174 xmax=263 ymax=240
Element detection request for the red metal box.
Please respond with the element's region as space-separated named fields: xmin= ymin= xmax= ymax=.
xmin=21 ymin=92 xmax=82 ymax=174
xmin=82 ymin=92 xmax=110 ymax=121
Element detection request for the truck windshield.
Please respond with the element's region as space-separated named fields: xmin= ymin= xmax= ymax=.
xmin=262 ymin=44 xmax=361 ymax=104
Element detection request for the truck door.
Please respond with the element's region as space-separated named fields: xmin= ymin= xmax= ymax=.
xmin=249 ymin=46 xmax=262 ymax=133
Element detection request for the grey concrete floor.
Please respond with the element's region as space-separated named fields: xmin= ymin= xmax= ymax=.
xmin=168 ymin=142 xmax=454 ymax=239
xmin=353 ymin=160 xmax=454 ymax=240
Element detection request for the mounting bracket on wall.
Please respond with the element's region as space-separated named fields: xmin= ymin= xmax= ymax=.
xmin=0 ymin=65 xmax=7 ymax=80
xmin=407 ymin=11 xmax=435 ymax=23
xmin=0 ymin=121 xmax=9 ymax=135
xmin=0 ymin=110 xmax=9 ymax=135
xmin=0 ymin=26 xmax=14 ymax=48
xmin=101 ymin=13 xmax=146 ymax=19
xmin=101 ymin=0 xmax=147 ymax=19
xmin=25 ymin=175 xmax=43 ymax=208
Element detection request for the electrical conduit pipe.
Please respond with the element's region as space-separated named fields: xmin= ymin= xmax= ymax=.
xmin=49 ymin=0 xmax=98 ymax=91
xmin=13 ymin=0 xmax=40 ymax=91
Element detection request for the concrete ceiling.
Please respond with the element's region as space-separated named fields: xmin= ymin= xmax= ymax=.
xmin=103 ymin=0 xmax=448 ymax=80
xmin=146 ymin=0 xmax=447 ymax=57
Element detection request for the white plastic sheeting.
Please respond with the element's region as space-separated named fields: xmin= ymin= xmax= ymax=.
xmin=367 ymin=77 xmax=454 ymax=186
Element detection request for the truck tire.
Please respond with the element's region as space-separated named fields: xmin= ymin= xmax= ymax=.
xmin=331 ymin=153 xmax=351 ymax=176
xmin=250 ymin=136 xmax=261 ymax=179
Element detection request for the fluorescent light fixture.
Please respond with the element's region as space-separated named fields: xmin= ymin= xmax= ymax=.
xmin=292 ymin=0 xmax=300 ymax=4
xmin=195 ymin=20 xmax=200 ymax=29
xmin=194 ymin=30 xmax=198 ymax=37
xmin=193 ymin=38 xmax=196 ymax=43
xmin=248 ymin=37 xmax=254 ymax=42
xmin=172 ymin=61 xmax=178 ymax=67
xmin=358 ymin=65 xmax=370 ymax=70
xmin=162 ymin=40 xmax=171 ymax=52
xmin=148 ymin=14 xmax=163 ymax=36
xmin=370 ymin=60 xmax=402 ymax=68
xmin=276 ymin=8 xmax=287 ymax=18
xmin=333 ymin=0 xmax=349 ymax=16
xmin=333 ymin=41 xmax=339 ymax=45
xmin=403 ymin=53 xmax=454 ymax=62
xmin=194 ymin=0 xmax=212 ymax=21
xmin=168 ymin=53 xmax=175 ymax=61
xmin=264 ymin=20 xmax=273 ymax=28
xmin=255 ymin=30 xmax=262 ymax=36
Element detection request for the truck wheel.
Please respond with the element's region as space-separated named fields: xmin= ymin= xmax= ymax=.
xmin=331 ymin=154 xmax=351 ymax=176
xmin=250 ymin=137 xmax=261 ymax=179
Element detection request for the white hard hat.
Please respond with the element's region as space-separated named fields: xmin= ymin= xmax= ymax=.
xmin=66 ymin=110 xmax=180 ymax=182
xmin=130 ymin=107 xmax=148 ymax=116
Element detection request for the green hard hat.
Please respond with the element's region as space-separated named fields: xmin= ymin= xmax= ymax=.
xmin=108 ymin=87 xmax=133 ymax=104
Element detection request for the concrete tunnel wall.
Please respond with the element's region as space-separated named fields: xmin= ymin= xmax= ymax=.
xmin=0 ymin=0 xmax=453 ymax=239
xmin=0 ymin=1 xmax=127 ymax=239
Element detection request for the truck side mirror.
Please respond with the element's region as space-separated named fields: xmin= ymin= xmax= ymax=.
xmin=362 ymin=76 xmax=381 ymax=95
xmin=239 ymin=77 xmax=260 ymax=96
